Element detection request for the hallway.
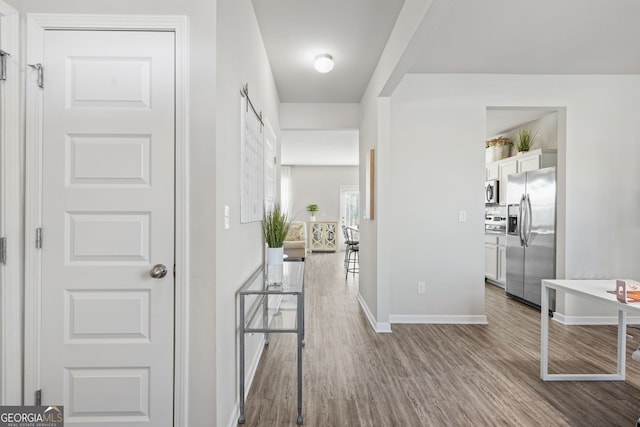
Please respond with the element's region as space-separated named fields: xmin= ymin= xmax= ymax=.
xmin=241 ymin=252 xmax=640 ymax=426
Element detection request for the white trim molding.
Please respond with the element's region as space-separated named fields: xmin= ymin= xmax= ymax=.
xmin=389 ymin=314 xmax=489 ymax=325
xmin=23 ymin=14 xmax=190 ymax=426
xmin=553 ymin=313 xmax=640 ymax=326
xmin=225 ymin=336 xmax=266 ymax=427
xmin=0 ymin=1 xmax=22 ymax=405
xmin=357 ymin=293 xmax=392 ymax=333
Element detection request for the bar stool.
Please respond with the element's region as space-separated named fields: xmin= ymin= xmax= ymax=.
xmin=345 ymin=243 xmax=359 ymax=278
xmin=341 ymin=225 xmax=358 ymax=267
xmin=342 ymin=225 xmax=359 ymax=278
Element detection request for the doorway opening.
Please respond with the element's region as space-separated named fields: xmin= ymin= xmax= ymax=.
xmin=340 ymin=185 xmax=359 ymax=250
xmin=483 ymin=106 xmax=566 ymax=296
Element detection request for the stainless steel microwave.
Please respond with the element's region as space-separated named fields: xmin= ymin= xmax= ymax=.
xmin=485 ymin=180 xmax=499 ymax=204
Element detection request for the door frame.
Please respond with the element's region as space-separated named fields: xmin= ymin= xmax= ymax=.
xmin=339 ymin=185 xmax=359 ymax=251
xmin=23 ymin=14 xmax=190 ymax=425
xmin=0 ymin=0 xmax=21 ymax=405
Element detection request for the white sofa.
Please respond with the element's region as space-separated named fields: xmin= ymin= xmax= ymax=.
xmin=283 ymin=221 xmax=307 ymax=260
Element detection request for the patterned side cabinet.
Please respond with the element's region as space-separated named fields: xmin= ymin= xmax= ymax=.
xmin=309 ymin=221 xmax=338 ymax=252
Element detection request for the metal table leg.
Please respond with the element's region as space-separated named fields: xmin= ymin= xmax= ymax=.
xmin=540 ymin=283 xmax=549 ymax=380
xmin=238 ymin=296 xmax=246 ymax=424
xmin=541 ymin=282 xmax=626 ymax=381
xmin=301 ymin=283 xmax=305 ymax=347
xmin=263 ymin=293 xmax=269 ymax=345
xmin=616 ymin=309 xmax=627 ymax=379
xmin=297 ymin=291 xmax=304 ymax=425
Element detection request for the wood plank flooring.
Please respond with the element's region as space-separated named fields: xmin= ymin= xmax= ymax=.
xmin=241 ymin=252 xmax=640 ymax=426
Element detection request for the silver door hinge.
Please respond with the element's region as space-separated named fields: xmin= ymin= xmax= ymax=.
xmin=35 ymin=389 xmax=42 ymax=406
xmin=0 ymin=237 xmax=6 ymax=265
xmin=28 ymin=63 xmax=43 ymax=88
xmin=0 ymin=50 xmax=10 ymax=81
xmin=36 ymin=228 xmax=42 ymax=249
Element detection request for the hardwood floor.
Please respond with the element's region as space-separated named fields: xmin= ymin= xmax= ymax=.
xmin=242 ymin=252 xmax=640 ymax=426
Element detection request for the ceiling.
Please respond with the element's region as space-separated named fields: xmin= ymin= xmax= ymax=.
xmin=409 ymin=0 xmax=640 ymax=75
xmin=254 ymin=0 xmax=640 ymax=163
xmin=251 ymin=0 xmax=405 ymax=103
xmin=254 ymin=0 xmax=640 ymax=104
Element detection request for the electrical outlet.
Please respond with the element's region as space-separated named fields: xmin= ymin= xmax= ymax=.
xmin=458 ymin=210 xmax=467 ymax=222
xmin=417 ymin=282 xmax=426 ymax=294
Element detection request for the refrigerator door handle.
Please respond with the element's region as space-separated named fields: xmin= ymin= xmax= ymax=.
xmin=525 ymin=193 xmax=533 ymax=247
xmin=518 ymin=194 xmax=526 ymax=246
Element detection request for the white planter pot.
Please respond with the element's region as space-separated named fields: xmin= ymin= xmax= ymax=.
xmin=486 ymin=145 xmax=511 ymax=162
xmin=266 ymin=247 xmax=284 ymax=286
xmin=310 ymin=215 xmax=316 ymax=222
xmin=266 ymin=247 xmax=284 ymax=266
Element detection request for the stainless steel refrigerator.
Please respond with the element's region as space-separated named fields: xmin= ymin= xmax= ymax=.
xmin=506 ymin=167 xmax=556 ymax=307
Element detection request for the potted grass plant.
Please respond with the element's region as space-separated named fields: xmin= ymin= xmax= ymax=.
xmin=516 ymin=128 xmax=536 ymax=153
xmin=262 ymin=204 xmax=291 ymax=267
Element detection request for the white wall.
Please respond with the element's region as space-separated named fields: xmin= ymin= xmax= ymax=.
xmin=389 ymin=85 xmax=486 ymax=320
xmin=390 ymin=73 xmax=640 ymax=321
xmin=357 ymin=98 xmax=381 ymax=324
xmin=5 ymin=1 xmax=280 ymax=424
xmin=280 ymin=103 xmax=360 ymax=129
xmin=8 ymin=0 xmax=219 ymax=424
xmin=358 ymin=0 xmax=435 ymax=330
xmin=289 ymin=165 xmax=358 ymax=224
xmin=215 ymin=1 xmax=280 ymax=426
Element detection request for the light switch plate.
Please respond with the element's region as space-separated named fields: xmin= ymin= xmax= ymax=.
xmin=458 ymin=210 xmax=467 ymax=222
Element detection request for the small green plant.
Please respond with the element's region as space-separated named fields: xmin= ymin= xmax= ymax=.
xmin=262 ymin=204 xmax=291 ymax=248
xmin=517 ymin=128 xmax=536 ymax=152
xmin=306 ymin=204 xmax=319 ymax=213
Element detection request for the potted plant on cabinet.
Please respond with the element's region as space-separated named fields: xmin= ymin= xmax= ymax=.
xmin=262 ymin=204 xmax=291 ymax=285
xmin=306 ymin=203 xmax=319 ymax=222
xmin=516 ymin=128 xmax=536 ymax=153
xmin=485 ymin=136 xmax=512 ymax=162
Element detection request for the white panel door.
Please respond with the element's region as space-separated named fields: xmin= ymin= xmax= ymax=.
xmin=40 ymin=30 xmax=175 ymax=426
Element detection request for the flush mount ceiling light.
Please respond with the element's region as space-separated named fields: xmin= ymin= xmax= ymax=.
xmin=314 ymin=54 xmax=334 ymax=73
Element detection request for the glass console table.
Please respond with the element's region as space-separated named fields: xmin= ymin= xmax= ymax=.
xmin=238 ymin=259 xmax=305 ymax=425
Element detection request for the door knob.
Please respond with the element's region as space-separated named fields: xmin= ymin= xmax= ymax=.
xmin=150 ymin=264 xmax=168 ymax=279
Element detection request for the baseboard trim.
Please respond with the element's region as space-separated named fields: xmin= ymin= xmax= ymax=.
xmin=356 ymin=293 xmax=392 ymax=333
xmin=553 ymin=313 xmax=640 ymax=326
xmin=389 ymin=314 xmax=488 ymax=325
xmin=225 ymin=336 xmax=266 ymax=427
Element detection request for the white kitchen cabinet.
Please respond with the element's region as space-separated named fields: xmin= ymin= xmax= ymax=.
xmin=498 ymin=161 xmax=517 ymax=204
xmin=497 ymin=243 xmax=507 ymax=285
xmin=484 ymin=242 xmax=498 ymax=281
xmin=517 ymin=149 xmax=557 ymax=173
xmin=486 ymin=163 xmax=499 ymax=181
xmin=485 ymin=234 xmax=506 ymax=287
xmin=487 ymin=149 xmax=557 ymax=205
xmin=517 ymin=154 xmax=540 ymax=172
xmin=497 ymin=236 xmax=507 ymax=286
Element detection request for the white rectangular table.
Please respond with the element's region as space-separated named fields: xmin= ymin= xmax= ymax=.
xmin=541 ymin=279 xmax=640 ymax=381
